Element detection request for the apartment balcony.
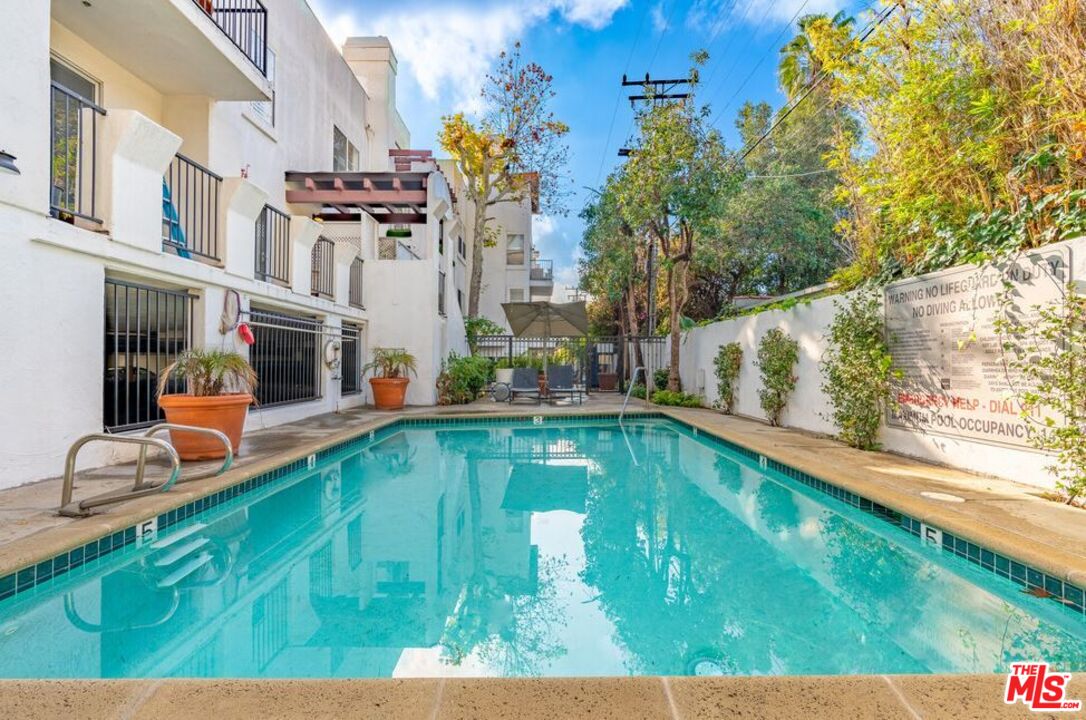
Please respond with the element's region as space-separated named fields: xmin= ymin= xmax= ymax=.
xmin=51 ymin=0 xmax=271 ymax=101
xmin=531 ymin=259 xmax=554 ymax=285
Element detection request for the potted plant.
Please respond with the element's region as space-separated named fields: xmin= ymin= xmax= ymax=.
xmin=365 ymin=347 xmax=418 ymax=410
xmin=156 ymin=348 xmax=257 ymax=460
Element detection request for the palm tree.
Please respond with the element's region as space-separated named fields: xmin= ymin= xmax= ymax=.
xmin=778 ymin=11 xmax=854 ymax=99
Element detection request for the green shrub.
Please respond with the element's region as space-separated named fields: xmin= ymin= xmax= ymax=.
xmin=464 ymin=317 xmax=505 ymax=354
xmin=653 ymin=367 xmax=677 ymax=391
xmin=756 ymin=329 xmax=799 ymax=426
xmin=712 ymin=343 xmax=743 ymax=413
xmin=436 ymin=353 xmax=492 ymax=405
xmin=629 ymin=384 xmax=647 ymax=399
xmin=650 ymin=390 xmax=703 ymax=408
xmin=821 ymin=291 xmax=896 ymax=450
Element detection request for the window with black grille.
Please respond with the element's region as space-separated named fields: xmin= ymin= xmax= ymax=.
xmin=341 ymin=323 xmax=361 ymax=395
xmin=104 ymin=279 xmax=192 ymax=431
xmin=249 ymin=308 xmax=322 ymax=407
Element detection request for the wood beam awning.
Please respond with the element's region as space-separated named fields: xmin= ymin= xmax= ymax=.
xmin=284 ymin=171 xmax=431 ymax=224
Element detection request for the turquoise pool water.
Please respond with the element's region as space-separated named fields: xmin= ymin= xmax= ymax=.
xmin=0 ymin=418 xmax=1083 ymax=678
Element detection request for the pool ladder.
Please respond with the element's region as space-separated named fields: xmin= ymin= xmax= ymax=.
xmin=619 ymin=367 xmax=645 ymax=422
xmin=58 ymin=423 xmax=234 ymax=517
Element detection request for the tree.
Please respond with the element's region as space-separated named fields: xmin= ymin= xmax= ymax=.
xmin=778 ymin=11 xmax=855 ymax=100
xmin=439 ymin=44 xmax=570 ymax=317
xmin=617 ymin=52 xmax=739 ymax=391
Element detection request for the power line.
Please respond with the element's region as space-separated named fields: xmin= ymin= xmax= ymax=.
xmin=700 ymin=0 xmax=783 ymax=111
xmin=738 ymin=3 xmax=898 ymax=161
xmin=708 ymin=0 xmax=813 ymax=129
xmin=595 ymin=3 xmax=651 ymax=186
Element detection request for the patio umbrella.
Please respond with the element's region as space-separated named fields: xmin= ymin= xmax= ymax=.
xmin=501 ymin=301 xmax=589 ymax=371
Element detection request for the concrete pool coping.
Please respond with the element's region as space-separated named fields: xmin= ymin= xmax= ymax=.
xmin=0 ymin=674 xmax=1062 ymax=718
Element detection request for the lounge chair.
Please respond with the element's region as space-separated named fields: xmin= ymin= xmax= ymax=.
xmin=546 ymin=365 xmax=583 ymax=404
xmin=508 ymin=368 xmax=542 ymax=405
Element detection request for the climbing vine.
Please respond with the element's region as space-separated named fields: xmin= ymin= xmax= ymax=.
xmin=821 ymin=291 xmax=897 ymax=450
xmin=756 ymin=329 xmax=799 ymax=426
xmin=713 ymin=343 xmax=743 ymax=414
xmin=996 ymin=285 xmax=1086 ymax=504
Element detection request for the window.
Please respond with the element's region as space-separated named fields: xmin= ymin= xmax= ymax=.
xmin=458 ymin=237 xmax=465 ymax=258
xmin=438 ymin=271 xmax=447 ymax=316
xmin=333 ymin=126 xmax=359 ymax=171
xmin=506 ymin=234 xmax=525 ymax=265
xmin=249 ymin=308 xmax=322 ymax=407
xmin=104 ymin=279 xmax=192 ymax=431
xmin=50 ymin=58 xmax=103 ymax=221
xmin=509 ymin=288 xmax=525 ymax=303
xmin=250 ymin=48 xmax=276 ymax=127
xmin=438 ymin=219 xmax=445 ymax=256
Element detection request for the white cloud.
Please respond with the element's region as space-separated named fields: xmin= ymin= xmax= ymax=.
xmin=311 ymin=0 xmax=628 ymax=114
xmin=651 ymin=2 xmax=670 ymax=32
xmin=686 ymin=0 xmax=847 ymax=36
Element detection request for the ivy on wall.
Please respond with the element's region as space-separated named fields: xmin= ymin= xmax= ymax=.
xmin=997 ymin=285 xmax=1086 ymax=504
xmin=713 ymin=343 xmax=743 ymax=414
xmin=756 ymin=329 xmax=799 ymax=426
xmin=820 ymin=291 xmax=898 ymax=450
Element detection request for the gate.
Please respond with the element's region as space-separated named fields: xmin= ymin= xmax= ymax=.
xmin=473 ymin=335 xmax=667 ymax=392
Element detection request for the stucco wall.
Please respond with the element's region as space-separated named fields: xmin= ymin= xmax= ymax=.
xmin=678 ymin=238 xmax=1085 ymax=490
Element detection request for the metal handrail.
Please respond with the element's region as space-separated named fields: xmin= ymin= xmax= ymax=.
xmin=620 ymin=366 xmax=645 ymax=422
xmin=141 ymin=424 xmax=233 ymax=483
xmin=59 ymin=434 xmax=182 ymax=517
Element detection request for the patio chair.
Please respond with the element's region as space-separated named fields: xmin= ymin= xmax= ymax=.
xmin=508 ymin=368 xmax=542 ymax=405
xmin=546 ymin=365 xmax=583 ymax=404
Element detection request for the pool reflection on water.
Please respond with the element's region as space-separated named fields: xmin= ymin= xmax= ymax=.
xmin=0 ymin=419 xmax=1083 ymax=678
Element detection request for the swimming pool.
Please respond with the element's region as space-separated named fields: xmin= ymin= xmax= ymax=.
xmin=0 ymin=417 xmax=1082 ymax=678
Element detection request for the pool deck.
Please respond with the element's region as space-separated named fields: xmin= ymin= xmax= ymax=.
xmin=0 ymin=674 xmax=1053 ymax=719
xmin=0 ymin=396 xmax=1083 ymax=718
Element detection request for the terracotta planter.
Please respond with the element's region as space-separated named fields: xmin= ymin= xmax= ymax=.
xmin=158 ymin=393 xmax=252 ymax=460
xmin=370 ymin=377 xmax=410 ymax=410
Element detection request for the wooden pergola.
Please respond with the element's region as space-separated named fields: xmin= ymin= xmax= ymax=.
xmin=284 ymin=170 xmax=431 ymax=224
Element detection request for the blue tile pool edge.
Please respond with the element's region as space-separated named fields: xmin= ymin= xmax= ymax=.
xmin=0 ymin=410 xmax=1082 ymax=619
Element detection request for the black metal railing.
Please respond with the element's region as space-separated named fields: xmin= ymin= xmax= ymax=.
xmin=341 ymin=323 xmax=361 ymax=395
xmin=195 ymin=0 xmax=269 ymax=76
xmin=255 ymin=204 xmax=291 ymax=286
xmin=472 ymin=334 xmax=668 ymax=392
xmin=531 ymin=258 xmax=554 ymax=282
xmin=248 ymin=308 xmax=321 ymax=407
xmin=349 ymin=257 xmax=364 ymax=309
xmin=104 ymin=279 xmax=193 ymax=431
xmin=311 ymin=237 xmax=335 ymax=300
xmin=438 ymin=271 xmax=447 ymax=316
xmin=50 ymin=82 xmax=106 ymax=224
xmin=164 ymin=153 xmax=222 ymax=263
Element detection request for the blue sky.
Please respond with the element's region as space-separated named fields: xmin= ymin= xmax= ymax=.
xmin=311 ymin=0 xmax=865 ymax=297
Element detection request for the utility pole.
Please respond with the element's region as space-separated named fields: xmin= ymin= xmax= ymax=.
xmin=617 ymin=73 xmax=689 ymax=338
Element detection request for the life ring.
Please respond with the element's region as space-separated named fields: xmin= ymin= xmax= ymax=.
xmin=324 ymin=339 xmax=342 ymax=370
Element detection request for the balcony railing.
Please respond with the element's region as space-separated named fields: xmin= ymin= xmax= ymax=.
xmin=311 ymin=236 xmax=335 ymax=300
xmin=349 ymin=257 xmax=364 ymax=309
xmin=255 ymin=205 xmax=291 ymax=286
xmin=195 ymin=0 xmax=269 ymax=76
xmin=438 ymin=271 xmax=447 ymax=316
xmin=531 ymin=259 xmax=554 ymax=283
xmin=49 ymin=82 xmax=106 ymax=224
xmin=163 ymin=153 xmax=222 ymax=263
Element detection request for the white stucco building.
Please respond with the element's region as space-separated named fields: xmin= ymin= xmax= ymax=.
xmin=0 ymin=0 xmax=467 ymax=489
xmin=438 ymin=162 xmax=554 ymax=331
